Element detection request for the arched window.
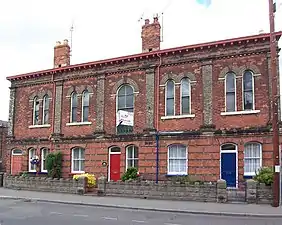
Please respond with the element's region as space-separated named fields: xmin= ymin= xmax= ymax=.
xmin=225 ymin=72 xmax=236 ymax=112
xmin=33 ymin=97 xmax=40 ymax=125
xmin=180 ymin=78 xmax=191 ymax=115
xmin=167 ymin=144 xmax=187 ymax=175
xmin=117 ymin=85 xmax=134 ymax=112
xmin=117 ymin=85 xmax=134 ymax=134
xmin=166 ymin=80 xmax=175 ymax=116
xmin=71 ymin=147 xmax=85 ymax=173
xmin=70 ymin=92 xmax=78 ymax=123
xmin=82 ymin=90 xmax=89 ymax=122
xmin=244 ymin=142 xmax=262 ymax=176
xmin=243 ymin=71 xmax=254 ymax=110
xmin=28 ymin=148 xmax=36 ymax=172
xmin=126 ymin=145 xmax=138 ymax=170
xmin=42 ymin=95 xmax=49 ymax=125
xmin=41 ymin=148 xmax=50 ymax=173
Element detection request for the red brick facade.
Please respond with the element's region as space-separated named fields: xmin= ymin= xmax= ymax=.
xmin=5 ymin=19 xmax=282 ymax=187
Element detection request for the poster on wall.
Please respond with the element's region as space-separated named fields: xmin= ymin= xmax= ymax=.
xmin=116 ymin=110 xmax=134 ymax=126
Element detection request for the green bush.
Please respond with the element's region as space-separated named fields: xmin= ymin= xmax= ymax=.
xmin=170 ymin=175 xmax=204 ymax=184
xmin=254 ymin=167 xmax=274 ymax=185
xmin=46 ymin=151 xmax=63 ymax=178
xmin=121 ymin=167 xmax=139 ymax=181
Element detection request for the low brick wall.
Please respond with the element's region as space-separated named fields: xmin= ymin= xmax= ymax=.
xmin=3 ymin=174 xmax=86 ymax=194
xmin=97 ymin=177 xmax=273 ymax=204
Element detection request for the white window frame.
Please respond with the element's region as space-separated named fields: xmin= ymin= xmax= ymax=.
xmin=224 ymin=72 xmax=237 ymax=112
xmin=28 ymin=148 xmax=36 ymax=172
xmin=41 ymin=148 xmax=50 ymax=173
xmin=244 ymin=142 xmax=262 ymax=176
xmin=42 ymin=95 xmax=49 ymax=125
xmin=167 ymin=144 xmax=188 ymax=175
xmin=180 ymin=78 xmax=191 ymax=115
xmin=242 ymin=70 xmax=255 ymax=111
xmin=81 ymin=90 xmax=89 ymax=122
xmin=71 ymin=147 xmax=85 ymax=173
xmin=70 ymin=92 xmax=78 ymax=123
xmin=126 ymin=145 xmax=139 ymax=170
xmin=165 ymin=80 xmax=176 ymax=116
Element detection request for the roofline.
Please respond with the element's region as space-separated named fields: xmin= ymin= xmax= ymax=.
xmin=7 ymin=31 xmax=282 ymax=81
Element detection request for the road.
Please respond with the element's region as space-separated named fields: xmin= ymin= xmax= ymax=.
xmin=0 ymin=199 xmax=281 ymax=225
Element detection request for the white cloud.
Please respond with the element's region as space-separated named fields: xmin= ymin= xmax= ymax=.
xmin=0 ymin=0 xmax=281 ymax=120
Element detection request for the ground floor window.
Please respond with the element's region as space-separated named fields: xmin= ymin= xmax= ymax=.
xmin=28 ymin=148 xmax=36 ymax=172
xmin=41 ymin=148 xmax=50 ymax=172
xmin=244 ymin=142 xmax=262 ymax=176
xmin=71 ymin=147 xmax=85 ymax=173
xmin=126 ymin=145 xmax=138 ymax=169
xmin=168 ymin=144 xmax=187 ymax=175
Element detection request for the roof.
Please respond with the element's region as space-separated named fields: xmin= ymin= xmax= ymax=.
xmin=0 ymin=120 xmax=8 ymax=128
xmin=6 ymin=31 xmax=282 ymax=81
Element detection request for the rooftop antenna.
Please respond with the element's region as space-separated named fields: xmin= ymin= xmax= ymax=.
xmin=138 ymin=12 xmax=144 ymax=24
xmin=158 ymin=0 xmax=172 ymax=43
xmin=70 ymin=20 xmax=74 ymax=59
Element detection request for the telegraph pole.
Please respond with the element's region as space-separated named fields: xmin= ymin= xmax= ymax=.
xmin=269 ymin=0 xmax=280 ymax=207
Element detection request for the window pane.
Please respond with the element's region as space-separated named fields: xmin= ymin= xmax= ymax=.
xmin=126 ymin=95 xmax=134 ymax=108
xmin=118 ymin=96 xmax=126 ymax=110
xmin=73 ymin=160 xmax=79 ymax=171
xmin=83 ymin=106 xmax=89 ymax=122
xmin=226 ymin=73 xmax=235 ymax=92
xmin=118 ymin=86 xmax=126 ymax=96
xmin=226 ymin=93 xmax=235 ymax=112
xmin=133 ymin=159 xmax=138 ymax=168
xmin=44 ymin=96 xmax=49 ymax=109
xmin=125 ymin=85 xmax=133 ymax=95
xmin=181 ymin=79 xmax=190 ymax=96
xmin=72 ymin=107 xmax=77 ymax=122
xmin=80 ymin=160 xmax=85 ymax=171
xmin=166 ymin=98 xmax=174 ymax=116
xmin=72 ymin=93 xmax=77 ymax=107
xmin=243 ymin=71 xmax=253 ymax=91
xmin=244 ymin=91 xmax=253 ymax=110
xmin=111 ymin=147 xmax=121 ymax=153
xmin=182 ymin=96 xmax=190 ymax=114
xmin=221 ymin=144 xmax=236 ymax=151
xmin=73 ymin=149 xmax=79 ymax=159
xmin=83 ymin=91 xmax=89 ymax=107
xmin=127 ymin=146 xmax=133 ymax=158
xmin=166 ymin=80 xmax=174 ymax=98
xmin=44 ymin=110 xmax=49 ymax=124
xmin=80 ymin=149 xmax=85 ymax=159
xmin=134 ymin=146 xmax=138 ymax=158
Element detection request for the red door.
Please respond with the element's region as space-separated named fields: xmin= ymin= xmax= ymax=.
xmin=11 ymin=156 xmax=22 ymax=175
xmin=110 ymin=154 xmax=121 ymax=181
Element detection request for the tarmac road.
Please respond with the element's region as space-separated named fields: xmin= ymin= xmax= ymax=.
xmin=0 ymin=199 xmax=281 ymax=225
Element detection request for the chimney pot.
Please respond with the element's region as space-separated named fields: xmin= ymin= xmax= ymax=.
xmin=145 ymin=19 xmax=150 ymax=25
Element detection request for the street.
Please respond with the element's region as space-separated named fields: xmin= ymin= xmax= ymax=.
xmin=0 ymin=199 xmax=281 ymax=225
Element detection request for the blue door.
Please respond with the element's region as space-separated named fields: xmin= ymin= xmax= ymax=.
xmin=221 ymin=153 xmax=236 ymax=187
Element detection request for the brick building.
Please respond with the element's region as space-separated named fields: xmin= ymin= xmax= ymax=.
xmin=5 ymin=17 xmax=282 ymax=188
xmin=0 ymin=120 xmax=8 ymax=172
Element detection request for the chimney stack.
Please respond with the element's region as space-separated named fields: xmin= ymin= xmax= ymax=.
xmin=54 ymin=39 xmax=70 ymax=68
xmin=141 ymin=16 xmax=161 ymax=53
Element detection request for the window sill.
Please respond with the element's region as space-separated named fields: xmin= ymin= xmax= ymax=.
xmin=70 ymin=171 xmax=85 ymax=174
xmin=29 ymin=124 xmax=51 ymax=129
xmin=220 ymin=110 xmax=260 ymax=116
xmin=161 ymin=114 xmax=195 ymax=120
xmin=244 ymin=173 xmax=256 ymax=177
xmin=166 ymin=173 xmax=188 ymax=176
xmin=66 ymin=122 xmax=92 ymax=126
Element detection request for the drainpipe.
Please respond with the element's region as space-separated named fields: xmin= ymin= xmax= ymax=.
xmin=155 ymin=53 xmax=162 ymax=183
xmin=51 ymin=73 xmax=56 ymax=151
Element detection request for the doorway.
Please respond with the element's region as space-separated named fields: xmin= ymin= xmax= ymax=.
xmin=108 ymin=146 xmax=121 ymax=181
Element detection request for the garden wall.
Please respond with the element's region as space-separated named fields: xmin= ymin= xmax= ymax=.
xmin=97 ymin=177 xmax=273 ymax=204
xmin=3 ymin=174 xmax=86 ymax=194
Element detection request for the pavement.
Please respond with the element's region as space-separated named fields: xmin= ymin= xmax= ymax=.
xmin=0 ymin=199 xmax=282 ymax=225
xmin=0 ymin=188 xmax=282 ymax=218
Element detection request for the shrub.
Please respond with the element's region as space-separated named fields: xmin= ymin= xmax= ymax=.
xmin=73 ymin=173 xmax=96 ymax=187
xmin=46 ymin=151 xmax=63 ymax=178
xmin=121 ymin=167 xmax=139 ymax=181
xmin=170 ymin=175 xmax=204 ymax=184
xmin=254 ymin=167 xmax=274 ymax=185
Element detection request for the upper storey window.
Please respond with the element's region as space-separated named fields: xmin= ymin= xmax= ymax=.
xmin=70 ymin=92 xmax=78 ymax=123
xmin=82 ymin=90 xmax=89 ymax=122
xmin=180 ymin=78 xmax=191 ymax=115
xmin=42 ymin=95 xmax=49 ymax=125
xmin=243 ymin=71 xmax=254 ymax=111
xmin=166 ymin=80 xmax=175 ymax=116
xmin=225 ymin=72 xmax=236 ymax=112
xmin=33 ymin=97 xmax=40 ymax=125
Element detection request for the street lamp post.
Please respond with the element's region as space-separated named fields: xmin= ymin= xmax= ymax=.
xmin=268 ymin=0 xmax=280 ymax=207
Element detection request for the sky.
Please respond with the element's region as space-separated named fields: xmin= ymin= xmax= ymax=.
xmin=0 ymin=0 xmax=281 ymax=121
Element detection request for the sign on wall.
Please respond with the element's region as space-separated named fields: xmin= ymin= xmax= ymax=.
xmin=116 ymin=110 xmax=134 ymax=126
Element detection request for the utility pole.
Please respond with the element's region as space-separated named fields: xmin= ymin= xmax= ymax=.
xmin=269 ymin=0 xmax=280 ymax=207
